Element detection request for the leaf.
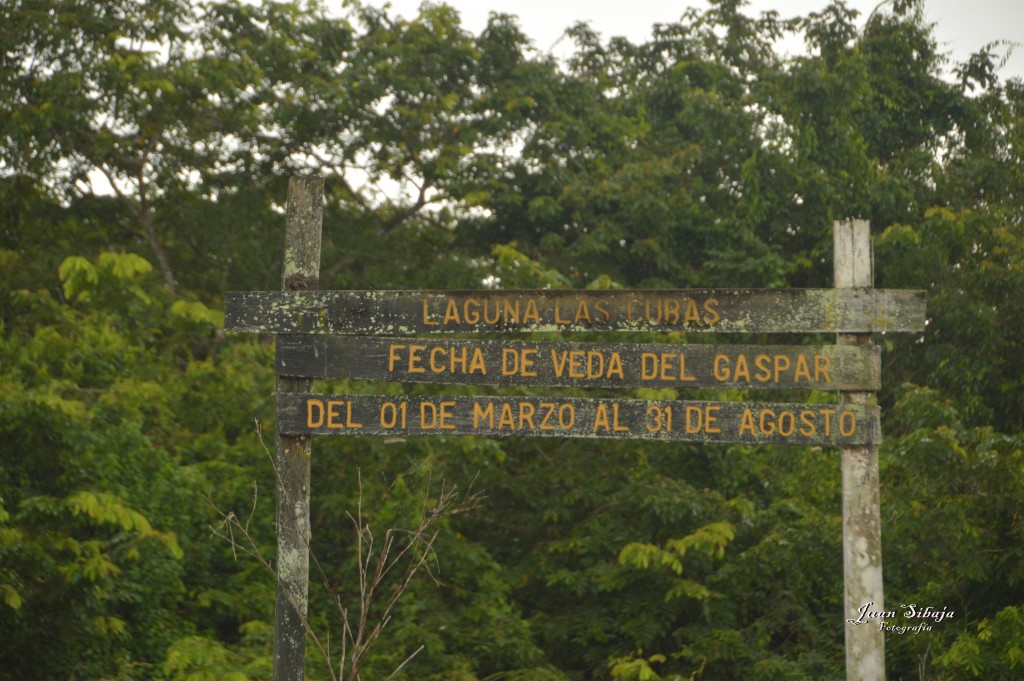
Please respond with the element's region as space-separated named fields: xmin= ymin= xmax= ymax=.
xmin=65 ymin=491 xmax=184 ymax=559
xmin=98 ymin=252 xmax=154 ymax=280
xmin=170 ymin=300 xmax=225 ymax=326
xmin=58 ymin=256 xmax=99 ymax=300
xmin=665 ymin=521 xmax=735 ymax=560
xmin=619 ymin=542 xmax=684 ymax=575
xmin=2 ymin=584 xmax=22 ymax=610
xmin=664 ymin=578 xmax=713 ymax=603
xmin=91 ymin=615 xmax=127 ymax=636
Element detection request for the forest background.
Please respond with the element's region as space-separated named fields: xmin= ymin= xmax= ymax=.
xmin=3 ymin=0 xmax=1024 ymax=679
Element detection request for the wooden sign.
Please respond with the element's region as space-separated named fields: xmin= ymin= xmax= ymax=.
xmin=246 ymin=182 xmax=912 ymax=681
xmin=277 ymin=393 xmax=879 ymax=446
xmin=226 ymin=288 xmax=926 ymax=335
xmin=277 ymin=336 xmax=882 ymax=391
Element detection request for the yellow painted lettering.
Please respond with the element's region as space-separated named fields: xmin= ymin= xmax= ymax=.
xmin=778 ymin=410 xmax=795 ymax=436
xmin=754 ymin=354 xmax=771 ymax=382
xmin=483 ymin=299 xmax=501 ymax=324
xmin=473 ymin=401 xmax=494 ymax=429
xmin=554 ymin=300 xmax=572 ymax=325
xmin=519 ymin=402 xmax=536 ymax=429
xmin=429 ymin=347 xmax=447 ymax=374
xmin=664 ymin=299 xmax=681 ymax=324
xmin=502 ymin=348 xmax=519 ymax=376
xmin=799 ymin=410 xmax=817 ymax=436
xmin=840 ymin=411 xmax=856 ymax=437
xmin=626 ymin=300 xmax=643 ymax=323
xmin=739 ymin=408 xmax=756 ymax=436
xmin=641 ymin=353 xmax=657 ymax=380
xmin=540 ymin=402 xmax=557 ymax=431
xmin=819 ymin=408 xmax=837 ymax=436
xmin=379 ymin=401 xmax=407 ymax=429
xmin=407 ymin=344 xmax=426 ymax=373
xmin=815 ymin=355 xmax=832 ymax=382
xmin=611 ymin=403 xmax=629 ymax=432
xmin=498 ymin=402 xmax=516 ymax=429
xmin=521 ymin=348 xmax=538 ymax=377
xmin=793 ymin=354 xmax=812 ymax=382
xmin=703 ymin=298 xmax=721 ymax=325
xmin=706 ymin=405 xmax=721 ymax=433
xmin=569 ymin=350 xmax=585 ymax=378
xmin=659 ymin=352 xmax=676 ymax=381
xmin=523 ymin=298 xmax=541 ymax=324
xmin=685 ymin=298 xmax=701 ymax=323
xmin=348 ymin=403 xmax=363 ymax=429
xmin=685 ymin=405 xmax=704 ymax=434
xmin=443 ymin=299 xmax=461 ymax=325
xmin=645 ymin=299 xmax=662 ymax=323
xmin=503 ymin=298 xmax=521 ymax=324
xmin=469 ymin=348 xmax=486 ymax=375
xmin=388 ymin=344 xmax=405 ymax=372
xmin=464 ymin=298 xmax=480 ymax=324
xmin=422 ymin=298 xmax=440 ymax=326
xmin=307 ymin=399 xmax=325 ymax=428
xmin=679 ymin=353 xmax=696 ymax=381
xmin=420 ymin=402 xmax=437 ymax=429
xmin=450 ymin=346 xmax=468 ymax=374
xmin=327 ymin=400 xmax=343 ymax=429
xmin=593 ymin=403 xmax=611 ymax=432
xmin=574 ymin=300 xmax=591 ymax=324
xmin=438 ymin=401 xmax=455 ymax=430
xmin=733 ymin=354 xmax=750 ymax=382
xmin=328 ymin=400 xmax=361 ymax=429
xmin=773 ymin=355 xmax=791 ymax=383
xmin=551 ymin=350 xmax=570 ymax=378
xmin=713 ymin=354 xmax=730 ymax=381
xmin=559 ymin=404 xmax=575 ymax=429
xmin=607 ymin=352 xmax=624 ymax=379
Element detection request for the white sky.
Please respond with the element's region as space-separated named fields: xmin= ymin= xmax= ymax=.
xmin=353 ymin=0 xmax=1024 ymax=81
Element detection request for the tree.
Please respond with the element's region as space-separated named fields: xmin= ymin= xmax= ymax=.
xmin=0 ymin=0 xmax=351 ymax=294
xmin=4 ymin=0 xmax=1024 ymax=679
xmin=0 ymin=250 xmax=281 ymax=679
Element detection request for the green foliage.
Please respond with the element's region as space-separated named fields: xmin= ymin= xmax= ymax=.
xmin=878 ymin=206 xmax=1024 ymax=430
xmin=937 ymin=606 xmax=1024 ymax=678
xmin=881 ymin=387 xmax=1024 ymax=679
xmin=0 ymin=252 xmax=276 ymax=679
xmin=3 ymin=0 xmax=1024 ymax=679
xmin=162 ymin=631 xmax=270 ymax=681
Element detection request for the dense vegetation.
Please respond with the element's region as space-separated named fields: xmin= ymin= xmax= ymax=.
xmin=3 ymin=0 xmax=1024 ymax=679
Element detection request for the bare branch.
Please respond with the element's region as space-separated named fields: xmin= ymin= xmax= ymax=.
xmin=204 ymin=421 xmax=484 ymax=681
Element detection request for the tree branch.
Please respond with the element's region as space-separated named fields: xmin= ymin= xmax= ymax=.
xmin=204 ymin=421 xmax=482 ymax=681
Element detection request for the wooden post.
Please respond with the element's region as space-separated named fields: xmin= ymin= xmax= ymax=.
xmin=835 ymin=219 xmax=886 ymax=681
xmin=273 ymin=176 xmax=323 ymax=681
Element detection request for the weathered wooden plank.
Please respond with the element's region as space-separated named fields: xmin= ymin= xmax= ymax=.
xmin=835 ymin=220 xmax=886 ymax=681
xmin=276 ymin=393 xmax=880 ymax=446
xmin=273 ymin=177 xmax=322 ymax=681
xmin=225 ymin=288 xmax=927 ymax=335
xmin=277 ymin=336 xmax=881 ymax=390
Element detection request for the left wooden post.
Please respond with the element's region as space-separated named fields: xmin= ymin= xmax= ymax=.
xmin=273 ymin=176 xmax=323 ymax=681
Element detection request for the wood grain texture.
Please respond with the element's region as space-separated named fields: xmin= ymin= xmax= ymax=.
xmin=835 ymin=219 xmax=886 ymax=681
xmin=277 ymin=393 xmax=881 ymax=446
xmin=226 ymin=288 xmax=927 ymax=335
xmin=276 ymin=336 xmax=882 ymax=390
xmin=273 ymin=176 xmax=323 ymax=681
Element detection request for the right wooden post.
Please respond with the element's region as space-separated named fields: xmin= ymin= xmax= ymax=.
xmin=835 ymin=219 xmax=886 ymax=681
